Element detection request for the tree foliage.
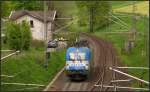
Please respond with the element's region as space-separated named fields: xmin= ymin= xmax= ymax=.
xmin=20 ymin=21 xmax=32 ymax=50
xmin=1 ymin=1 xmax=14 ymax=17
xmin=6 ymin=21 xmax=31 ymax=50
xmin=76 ymin=1 xmax=111 ymax=31
xmin=1 ymin=1 xmax=44 ymax=17
xmin=12 ymin=1 xmax=44 ymax=10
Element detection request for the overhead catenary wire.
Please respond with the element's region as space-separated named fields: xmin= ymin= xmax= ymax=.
xmin=107 ymin=17 xmax=129 ymax=29
xmin=110 ymin=13 xmax=130 ymax=27
xmin=53 ymin=18 xmax=78 ymax=33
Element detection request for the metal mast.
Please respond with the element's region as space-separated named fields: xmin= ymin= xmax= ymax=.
xmin=131 ymin=1 xmax=137 ymax=41
xmin=89 ymin=7 xmax=94 ymax=33
xmin=44 ymin=1 xmax=48 ymax=68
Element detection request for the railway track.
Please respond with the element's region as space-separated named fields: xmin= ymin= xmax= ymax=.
xmin=44 ymin=33 xmax=130 ymax=91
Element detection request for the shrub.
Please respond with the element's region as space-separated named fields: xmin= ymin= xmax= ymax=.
xmin=31 ymin=40 xmax=44 ymax=49
xmin=20 ymin=21 xmax=32 ymax=50
xmin=6 ymin=21 xmax=31 ymax=50
xmin=6 ymin=21 xmax=22 ymax=50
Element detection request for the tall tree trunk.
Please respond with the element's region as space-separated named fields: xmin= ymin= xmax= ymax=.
xmin=89 ymin=7 xmax=94 ymax=33
xmin=46 ymin=1 xmax=54 ymax=10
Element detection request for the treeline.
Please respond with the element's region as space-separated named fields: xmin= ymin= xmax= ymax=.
xmin=46 ymin=1 xmax=111 ymax=32
xmin=76 ymin=1 xmax=111 ymax=31
xmin=2 ymin=1 xmax=111 ymax=46
xmin=1 ymin=1 xmax=43 ymax=17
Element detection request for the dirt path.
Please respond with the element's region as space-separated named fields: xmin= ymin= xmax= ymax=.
xmin=44 ymin=33 xmax=130 ymax=91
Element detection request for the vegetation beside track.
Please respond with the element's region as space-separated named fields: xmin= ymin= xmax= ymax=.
xmin=1 ymin=45 xmax=66 ymax=91
xmin=111 ymin=1 xmax=142 ymax=9
xmin=92 ymin=14 xmax=149 ymax=88
xmin=1 ymin=1 xmax=148 ymax=91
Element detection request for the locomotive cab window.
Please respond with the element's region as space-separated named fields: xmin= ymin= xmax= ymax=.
xmin=30 ymin=20 xmax=34 ymax=28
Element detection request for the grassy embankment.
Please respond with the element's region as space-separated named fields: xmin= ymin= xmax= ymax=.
xmin=113 ymin=1 xmax=149 ymax=17
xmin=92 ymin=12 xmax=149 ymax=89
xmin=111 ymin=1 xmax=143 ymax=9
xmin=1 ymin=42 xmax=66 ymax=91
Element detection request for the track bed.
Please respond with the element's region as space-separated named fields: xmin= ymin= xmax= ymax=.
xmin=44 ymin=33 xmax=130 ymax=91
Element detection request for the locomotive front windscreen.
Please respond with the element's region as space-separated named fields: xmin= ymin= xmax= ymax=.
xmin=69 ymin=52 xmax=86 ymax=61
xmin=66 ymin=47 xmax=91 ymax=62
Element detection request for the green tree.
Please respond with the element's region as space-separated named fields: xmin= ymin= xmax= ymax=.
xmin=21 ymin=21 xmax=32 ymax=50
xmin=76 ymin=1 xmax=111 ymax=32
xmin=6 ymin=21 xmax=31 ymax=50
xmin=1 ymin=1 xmax=44 ymax=18
xmin=1 ymin=1 xmax=15 ymax=17
xmin=12 ymin=1 xmax=44 ymax=10
xmin=6 ymin=21 xmax=22 ymax=50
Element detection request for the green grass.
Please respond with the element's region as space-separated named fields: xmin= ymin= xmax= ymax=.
xmin=1 ymin=47 xmax=66 ymax=91
xmin=111 ymin=1 xmax=143 ymax=9
xmin=92 ymin=14 xmax=149 ymax=88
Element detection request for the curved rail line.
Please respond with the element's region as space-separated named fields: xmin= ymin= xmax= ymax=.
xmin=44 ymin=32 xmax=130 ymax=91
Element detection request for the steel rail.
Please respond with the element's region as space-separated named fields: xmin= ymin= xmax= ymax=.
xmin=88 ymin=34 xmax=107 ymax=91
xmin=99 ymin=40 xmax=107 ymax=91
xmin=81 ymin=33 xmax=106 ymax=91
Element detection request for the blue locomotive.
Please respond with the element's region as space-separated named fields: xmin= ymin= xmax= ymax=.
xmin=65 ymin=46 xmax=91 ymax=79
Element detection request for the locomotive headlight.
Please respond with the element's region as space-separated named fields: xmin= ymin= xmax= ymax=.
xmin=85 ymin=63 xmax=89 ymax=70
xmin=66 ymin=62 xmax=68 ymax=66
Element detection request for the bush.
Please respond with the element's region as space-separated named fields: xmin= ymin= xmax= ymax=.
xmin=6 ymin=21 xmax=22 ymax=50
xmin=21 ymin=21 xmax=32 ymax=50
xmin=6 ymin=21 xmax=31 ymax=50
xmin=31 ymin=40 xmax=44 ymax=49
